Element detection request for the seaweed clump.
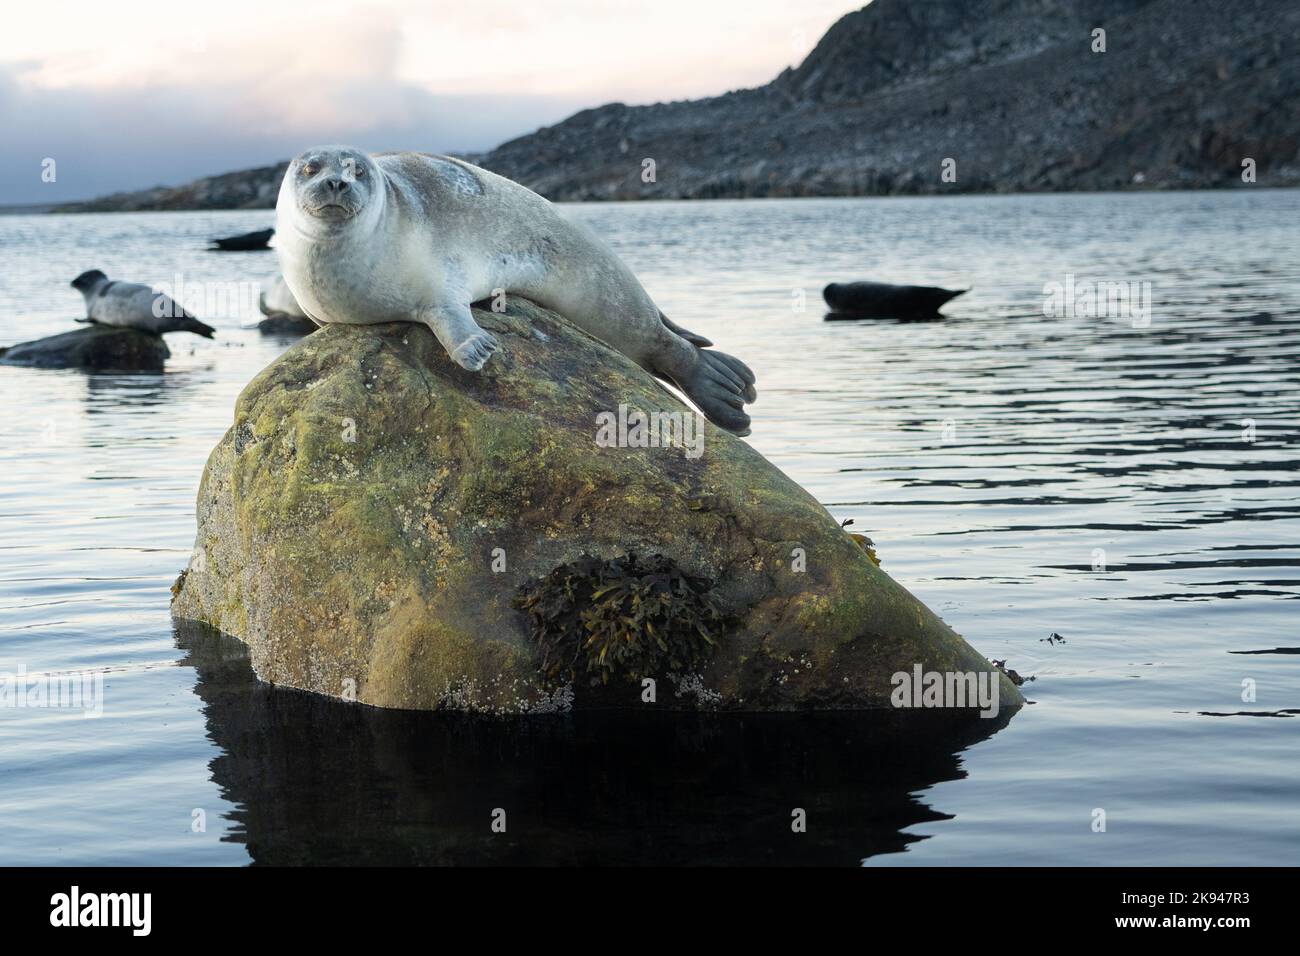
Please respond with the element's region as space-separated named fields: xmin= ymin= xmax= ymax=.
xmin=513 ymin=552 xmax=726 ymax=685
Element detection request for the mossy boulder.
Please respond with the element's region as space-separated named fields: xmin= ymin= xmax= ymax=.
xmin=0 ymin=323 xmax=170 ymax=370
xmin=171 ymin=298 xmax=1021 ymax=714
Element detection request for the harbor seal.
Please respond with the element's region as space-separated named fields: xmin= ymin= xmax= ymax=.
xmin=823 ymin=281 xmax=966 ymax=319
xmin=71 ymin=270 xmax=216 ymax=338
xmin=259 ymin=274 xmax=314 ymax=322
xmin=275 ymin=146 xmax=757 ymax=434
xmin=256 ymin=274 xmax=318 ymax=335
xmin=210 ymin=227 xmax=274 ymax=251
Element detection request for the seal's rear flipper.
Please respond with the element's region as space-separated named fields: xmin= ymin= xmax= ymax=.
xmin=178 ymin=317 xmax=217 ymax=339
xmin=660 ymin=311 xmax=712 ymax=348
xmin=676 ymin=349 xmax=757 ymax=436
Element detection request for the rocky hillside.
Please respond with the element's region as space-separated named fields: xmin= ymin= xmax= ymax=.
xmin=58 ymin=161 xmax=289 ymax=212
xmin=483 ymin=0 xmax=1300 ymax=199
xmin=57 ymin=0 xmax=1300 ymax=210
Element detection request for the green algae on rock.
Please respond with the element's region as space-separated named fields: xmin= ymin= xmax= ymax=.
xmin=171 ymin=297 xmax=1022 ymax=714
xmin=515 ymin=551 xmax=728 ymax=685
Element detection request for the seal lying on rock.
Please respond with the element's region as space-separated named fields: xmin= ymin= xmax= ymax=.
xmin=259 ymin=274 xmax=310 ymax=320
xmin=275 ymin=146 xmax=757 ymax=434
xmin=256 ymin=274 xmax=318 ymax=335
xmin=71 ymin=270 xmax=216 ymax=338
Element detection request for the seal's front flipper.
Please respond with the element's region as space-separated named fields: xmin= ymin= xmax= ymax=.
xmin=450 ymin=332 xmax=500 ymax=371
xmin=420 ymin=303 xmax=500 ymax=371
xmin=675 ymin=349 xmax=758 ymax=436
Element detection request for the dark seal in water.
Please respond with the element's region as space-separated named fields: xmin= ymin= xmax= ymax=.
xmin=823 ymin=281 xmax=966 ymax=319
xmin=210 ymin=227 xmax=274 ymax=251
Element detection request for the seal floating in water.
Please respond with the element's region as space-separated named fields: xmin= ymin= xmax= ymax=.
xmin=70 ymin=270 xmax=215 ymax=338
xmin=210 ymin=228 xmax=274 ymax=251
xmin=823 ymin=281 xmax=966 ymax=319
xmin=275 ymin=146 xmax=757 ymax=434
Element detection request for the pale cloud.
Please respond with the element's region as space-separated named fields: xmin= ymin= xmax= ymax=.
xmin=0 ymin=0 xmax=856 ymax=203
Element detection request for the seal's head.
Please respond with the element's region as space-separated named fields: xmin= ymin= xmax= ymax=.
xmin=71 ymin=269 xmax=108 ymax=292
xmin=279 ymin=146 xmax=382 ymax=236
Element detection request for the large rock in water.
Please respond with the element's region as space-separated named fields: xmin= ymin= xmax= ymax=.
xmin=0 ymin=324 xmax=170 ymax=371
xmin=171 ymin=299 xmax=1021 ymax=714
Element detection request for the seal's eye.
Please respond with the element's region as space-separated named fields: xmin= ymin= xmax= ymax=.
xmin=301 ymin=162 xmax=320 ymax=176
xmin=353 ymin=166 xmax=366 ymax=178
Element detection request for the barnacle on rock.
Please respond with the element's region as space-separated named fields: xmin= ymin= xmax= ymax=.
xmin=514 ymin=552 xmax=726 ymax=685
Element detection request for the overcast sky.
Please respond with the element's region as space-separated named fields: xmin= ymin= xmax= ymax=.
xmin=0 ymin=0 xmax=855 ymax=204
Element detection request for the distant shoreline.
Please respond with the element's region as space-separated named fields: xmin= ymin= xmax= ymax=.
xmin=5 ymin=182 xmax=1293 ymax=216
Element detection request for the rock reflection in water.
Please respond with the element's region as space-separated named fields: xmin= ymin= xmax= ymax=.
xmin=177 ymin=620 xmax=1016 ymax=865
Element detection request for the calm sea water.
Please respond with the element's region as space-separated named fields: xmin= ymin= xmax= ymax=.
xmin=0 ymin=191 xmax=1297 ymax=866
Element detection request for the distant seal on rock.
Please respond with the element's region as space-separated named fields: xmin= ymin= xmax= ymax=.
xmin=257 ymin=274 xmax=318 ymax=335
xmin=275 ymin=146 xmax=757 ymax=434
xmin=71 ymin=270 xmax=216 ymax=338
xmin=259 ymin=274 xmax=314 ymax=322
